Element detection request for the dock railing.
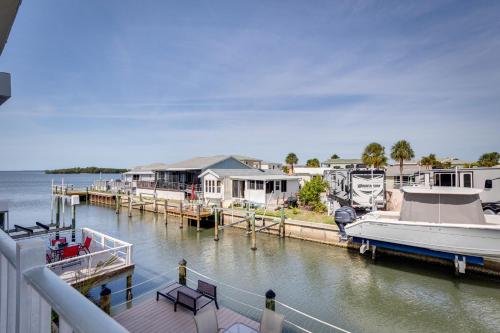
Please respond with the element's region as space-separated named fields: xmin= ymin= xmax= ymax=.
xmin=0 ymin=229 xmax=128 ymax=333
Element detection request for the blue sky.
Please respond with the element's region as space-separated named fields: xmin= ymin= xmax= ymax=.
xmin=0 ymin=0 xmax=499 ymax=170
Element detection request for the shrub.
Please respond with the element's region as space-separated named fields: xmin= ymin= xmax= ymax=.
xmin=299 ymin=176 xmax=328 ymax=212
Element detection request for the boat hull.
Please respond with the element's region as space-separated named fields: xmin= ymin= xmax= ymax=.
xmin=345 ymin=219 xmax=500 ymax=263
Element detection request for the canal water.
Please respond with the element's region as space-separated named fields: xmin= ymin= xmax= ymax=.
xmin=1 ymin=171 xmax=499 ymax=333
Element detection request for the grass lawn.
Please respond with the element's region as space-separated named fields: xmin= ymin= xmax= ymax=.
xmin=233 ymin=206 xmax=335 ymax=224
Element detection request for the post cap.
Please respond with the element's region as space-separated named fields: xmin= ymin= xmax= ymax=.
xmin=179 ymin=258 xmax=187 ymax=266
xmin=100 ymin=284 xmax=111 ymax=296
xmin=265 ymin=289 xmax=276 ymax=299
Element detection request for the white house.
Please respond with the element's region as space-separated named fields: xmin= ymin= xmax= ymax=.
xmin=293 ymin=167 xmax=330 ymax=186
xmin=200 ymin=168 xmax=300 ymax=208
xmin=321 ymin=158 xmax=365 ymax=169
xmin=261 ymin=161 xmax=283 ymax=170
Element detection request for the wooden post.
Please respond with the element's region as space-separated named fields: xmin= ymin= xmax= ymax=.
xmin=128 ymin=196 xmax=132 ymax=217
xmin=280 ymin=206 xmax=285 ymax=238
xmin=126 ymin=275 xmax=133 ymax=301
xmin=164 ymin=199 xmax=168 ymax=224
xmin=139 ymin=194 xmax=143 ymax=211
xmin=246 ymin=204 xmax=251 ymax=233
xmin=86 ymin=187 xmax=89 ymax=204
xmin=265 ymin=289 xmax=276 ymax=311
xmin=55 ymin=196 xmax=60 ymax=238
xmin=100 ymin=285 xmax=111 ymax=314
xmin=115 ymin=194 xmax=120 ymax=214
xmin=50 ymin=179 xmax=54 ymax=224
xmin=179 ymin=202 xmax=184 ymax=229
xmin=178 ymin=259 xmax=187 ymax=285
xmin=196 ymin=204 xmax=201 ymax=232
xmin=251 ymin=212 xmax=257 ymax=251
xmin=214 ymin=207 xmax=219 ymax=241
xmin=153 ymin=195 xmax=157 ymax=213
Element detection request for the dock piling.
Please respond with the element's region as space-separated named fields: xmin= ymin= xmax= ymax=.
xmin=179 ymin=202 xmax=184 ymax=229
xmin=100 ymin=285 xmax=111 ymax=314
xmin=128 ymin=196 xmax=132 ymax=217
xmin=251 ymin=212 xmax=257 ymax=251
xmin=246 ymin=204 xmax=250 ymax=233
xmin=214 ymin=207 xmax=219 ymax=241
xmin=115 ymin=194 xmax=120 ymax=214
xmin=164 ymin=200 xmax=168 ymax=224
xmin=196 ymin=204 xmax=201 ymax=232
xmin=126 ymin=275 xmax=133 ymax=301
xmin=279 ymin=206 xmax=285 ymax=238
xmin=71 ymin=203 xmax=76 ymax=242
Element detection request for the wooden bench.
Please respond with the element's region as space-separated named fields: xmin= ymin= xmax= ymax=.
xmin=156 ymin=280 xmax=218 ymax=315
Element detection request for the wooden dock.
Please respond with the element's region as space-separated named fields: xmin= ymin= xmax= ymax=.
xmin=113 ymin=297 xmax=259 ymax=333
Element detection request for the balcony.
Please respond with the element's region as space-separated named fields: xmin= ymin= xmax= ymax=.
xmin=137 ymin=180 xmax=202 ymax=193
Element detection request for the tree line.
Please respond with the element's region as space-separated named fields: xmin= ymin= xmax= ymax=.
xmin=45 ymin=167 xmax=129 ymax=174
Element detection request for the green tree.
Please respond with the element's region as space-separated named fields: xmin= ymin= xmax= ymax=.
xmin=285 ymin=153 xmax=299 ymax=173
xmin=477 ymin=152 xmax=500 ymax=167
xmin=362 ymin=143 xmax=387 ymax=168
xmin=420 ymin=153 xmax=437 ymax=170
xmin=299 ymin=176 xmax=328 ymax=212
xmin=390 ymin=140 xmax=415 ymax=186
xmin=306 ymin=158 xmax=320 ymax=167
xmin=282 ymin=165 xmax=290 ymax=174
xmin=330 ymin=154 xmax=340 ymax=160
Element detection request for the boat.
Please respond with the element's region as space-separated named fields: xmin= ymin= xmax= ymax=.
xmin=344 ymin=186 xmax=500 ymax=273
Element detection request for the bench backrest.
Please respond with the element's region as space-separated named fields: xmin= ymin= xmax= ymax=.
xmin=197 ymin=280 xmax=216 ymax=298
xmin=177 ymin=290 xmax=196 ymax=309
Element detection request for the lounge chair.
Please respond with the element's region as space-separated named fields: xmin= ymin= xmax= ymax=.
xmin=194 ymin=307 xmax=224 ymax=333
xmin=79 ymin=236 xmax=92 ymax=254
xmin=259 ymin=309 xmax=284 ymax=333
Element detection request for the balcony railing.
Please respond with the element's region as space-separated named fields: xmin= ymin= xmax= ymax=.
xmin=0 ymin=229 xmax=128 ymax=333
xmin=137 ymin=180 xmax=202 ymax=192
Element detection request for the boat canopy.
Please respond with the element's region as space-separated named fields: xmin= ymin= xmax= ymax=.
xmin=400 ymin=187 xmax=486 ymax=224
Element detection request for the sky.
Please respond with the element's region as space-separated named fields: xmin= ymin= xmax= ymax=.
xmin=0 ymin=0 xmax=499 ymax=170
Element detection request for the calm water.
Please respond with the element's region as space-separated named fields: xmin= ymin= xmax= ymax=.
xmin=1 ymin=171 xmax=499 ymax=333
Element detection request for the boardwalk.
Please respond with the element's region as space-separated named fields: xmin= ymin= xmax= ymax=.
xmin=114 ymin=297 xmax=260 ymax=333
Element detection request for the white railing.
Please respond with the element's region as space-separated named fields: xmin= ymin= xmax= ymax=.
xmin=0 ymin=229 xmax=128 ymax=333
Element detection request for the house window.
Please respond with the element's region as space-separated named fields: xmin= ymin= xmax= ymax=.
xmin=217 ymin=181 xmax=221 ymax=193
xmin=266 ymin=181 xmax=274 ymax=194
xmin=281 ymin=180 xmax=287 ymax=192
xmin=463 ymin=174 xmax=472 ymax=188
xmin=205 ymin=180 xmax=209 ymax=192
xmin=256 ymin=181 xmax=264 ymax=190
xmin=249 ymin=180 xmax=256 ymax=190
xmin=232 ymin=180 xmax=245 ymax=198
xmin=211 ymin=180 xmax=215 ymax=193
xmin=275 ymin=181 xmax=280 ymax=191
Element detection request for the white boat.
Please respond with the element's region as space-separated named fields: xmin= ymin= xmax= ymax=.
xmin=345 ymin=187 xmax=500 ymax=272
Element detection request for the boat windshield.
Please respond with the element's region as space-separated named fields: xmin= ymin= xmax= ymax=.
xmin=399 ymin=192 xmax=486 ymax=224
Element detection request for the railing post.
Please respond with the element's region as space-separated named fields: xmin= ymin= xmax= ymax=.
xmin=214 ymin=207 xmax=219 ymax=241
xmin=265 ymin=289 xmax=276 ymax=311
xmin=16 ymin=239 xmax=47 ymax=333
xmin=251 ymin=212 xmax=257 ymax=251
xmin=178 ymin=259 xmax=187 ymax=285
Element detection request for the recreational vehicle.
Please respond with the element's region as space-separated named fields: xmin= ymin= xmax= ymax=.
xmin=325 ymin=169 xmax=386 ymax=211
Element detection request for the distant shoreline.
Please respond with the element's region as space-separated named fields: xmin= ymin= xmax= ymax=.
xmin=45 ymin=167 xmax=128 ymax=174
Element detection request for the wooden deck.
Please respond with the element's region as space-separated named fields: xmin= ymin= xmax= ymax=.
xmin=113 ymin=297 xmax=259 ymax=333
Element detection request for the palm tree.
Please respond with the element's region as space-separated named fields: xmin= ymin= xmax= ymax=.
xmin=306 ymin=158 xmax=320 ymax=167
xmin=420 ymin=153 xmax=437 ymax=170
xmin=285 ymin=153 xmax=299 ymax=173
xmin=390 ymin=140 xmax=415 ymax=186
xmin=362 ymin=143 xmax=387 ymax=168
xmin=330 ymin=154 xmax=340 ymax=160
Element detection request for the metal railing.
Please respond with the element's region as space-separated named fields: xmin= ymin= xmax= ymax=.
xmin=136 ymin=180 xmax=202 ymax=192
xmin=0 ymin=229 xmax=128 ymax=333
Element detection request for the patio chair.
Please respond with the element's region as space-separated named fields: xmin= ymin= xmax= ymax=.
xmin=194 ymin=307 xmax=224 ymax=333
xmin=79 ymin=237 xmax=92 ymax=254
xmin=259 ymin=309 xmax=284 ymax=333
xmin=51 ymin=237 xmax=67 ymax=246
xmin=197 ymin=280 xmax=219 ymax=310
xmin=62 ymin=244 xmax=80 ymax=259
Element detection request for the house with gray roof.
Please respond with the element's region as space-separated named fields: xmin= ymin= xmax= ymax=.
xmin=135 ymin=155 xmax=252 ymax=200
xmin=199 ymin=168 xmax=300 ymax=207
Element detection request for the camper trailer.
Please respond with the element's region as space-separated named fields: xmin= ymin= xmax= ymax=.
xmin=415 ymin=167 xmax=500 ymax=214
xmin=325 ymin=169 xmax=386 ymax=211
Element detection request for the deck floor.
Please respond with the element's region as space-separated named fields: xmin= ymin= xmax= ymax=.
xmin=113 ymin=297 xmax=260 ymax=333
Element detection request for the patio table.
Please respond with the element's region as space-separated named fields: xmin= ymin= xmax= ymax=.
xmin=224 ymin=323 xmax=260 ymax=333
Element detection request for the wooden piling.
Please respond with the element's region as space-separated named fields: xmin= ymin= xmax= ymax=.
xmin=153 ymin=195 xmax=157 ymax=213
xmin=128 ymin=196 xmax=132 ymax=217
xmin=246 ymin=204 xmax=251 ymax=233
xmin=55 ymin=195 xmax=61 ymax=231
xmin=251 ymin=212 xmax=257 ymax=251
xmin=126 ymin=275 xmax=133 ymax=301
xmin=115 ymin=194 xmax=120 ymax=214
xmin=179 ymin=202 xmax=184 ymax=229
xmin=214 ymin=207 xmax=219 ymax=241
xmin=265 ymin=289 xmax=276 ymax=311
xmin=164 ymin=200 xmax=168 ymax=224
xmin=196 ymin=204 xmax=201 ymax=232
xmin=100 ymin=285 xmax=111 ymax=314
xmin=86 ymin=187 xmax=89 ymax=204
xmin=279 ymin=206 xmax=285 ymax=238
xmin=139 ymin=194 xmax=143 ymax=211
xmin=71 ymin=204 xmax=76 ymax=242
xmin=178 ymin=259 xmax=187 ymax=285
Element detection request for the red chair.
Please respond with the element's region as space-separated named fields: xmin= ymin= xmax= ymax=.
xmin=79 ymin=237 xmax=92 ymax=254
xmin=51 ymin=237 xmax=67 ymax=246
xmin=62 ymin=245 xmax=80 ymax=259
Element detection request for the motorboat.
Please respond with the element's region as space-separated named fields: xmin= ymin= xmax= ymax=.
xmin=344 ymin=187 xmax=500 ymax=273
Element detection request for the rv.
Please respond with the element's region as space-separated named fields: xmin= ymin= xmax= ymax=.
xmin=415 ymin=167 xmax=500 ymax=214
xmin=325 ymin=169 xmax=386 ymax=211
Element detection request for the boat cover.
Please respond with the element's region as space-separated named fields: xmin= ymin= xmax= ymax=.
xmin=400 ymin=192 xmax=486 ymax=224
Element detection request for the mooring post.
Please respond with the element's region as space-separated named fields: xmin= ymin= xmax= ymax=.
xmin=153 ymin=194 xmax=157 ymax=213
xmin=251 ymin=212 xmax=257 ymax=251
xmin=179 ymin=202 xmax=184 ymax=229
xmin=196 ymin=204 xmax=201 ymax=232
xmin=214 ymin=207 xmax=219 ymax=241
xmin=115 ymin=194 xmax=120 ymax=214
xmin=178 ymin=258 xmax=187 ymax=285
xmin=55 ymin=195 xmax=60 ymax=240
xmin=265 ymin=289 xmax=276 ymax=311
xmin=126 ymin=274 xmax=133 ymax=301
xmin=164 ymin=199 xmax=168 ymax=224
xmin=86 ymin=187 xmax=89 ymax=205
xmin=246 ymin=203 xmax=251 ymax=233
xmin=128 ymin=196 xmax=132 ymax=217
xmin=100 ymin=285 xmax=111 ymax=314
xmin=139 ymin=194 xmax=143 ymax=211
xmin=280 ymin=206 xmax=285 ymax=238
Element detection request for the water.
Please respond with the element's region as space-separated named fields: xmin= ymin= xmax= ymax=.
xmin=1 ymin=171 xmax=499 ymax=333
